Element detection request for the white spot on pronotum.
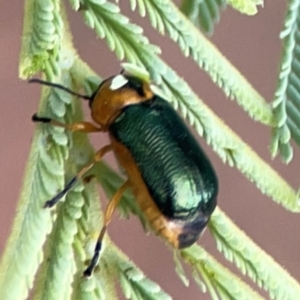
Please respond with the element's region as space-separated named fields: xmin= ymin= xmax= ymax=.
xmin=110 ymin=75 xmax=128 ymax=90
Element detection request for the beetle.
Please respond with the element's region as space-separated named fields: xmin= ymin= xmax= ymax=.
xmin=30 ymin=66 xmax=218 ymax=276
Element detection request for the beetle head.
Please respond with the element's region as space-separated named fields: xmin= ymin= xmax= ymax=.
xmin=89 ymin=74 xmax=154 ymax=130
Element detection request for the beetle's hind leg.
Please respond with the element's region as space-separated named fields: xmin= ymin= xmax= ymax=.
xmin=32 ymin=113 xmax=102 ymax=133
xmin=44 ymin=145 xmax=112 ymax=208
xmin=83 ymin=181 xmax=130 ymax=277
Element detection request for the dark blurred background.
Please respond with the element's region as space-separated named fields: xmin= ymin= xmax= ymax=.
xmin=0 ymin=1 xmax=299 ymax=299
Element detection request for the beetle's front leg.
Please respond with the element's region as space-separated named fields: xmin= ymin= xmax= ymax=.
xmin=32 ymin=113 xmax=102 ymax=133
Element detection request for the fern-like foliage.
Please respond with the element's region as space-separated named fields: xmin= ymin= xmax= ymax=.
xmin=181 ymin=245 xmax=265 ymax=300
xmin=272 ymin=0 xmax=300 ymax=162
xmin=19 ymin=0 xmax=63 ymax=78
xmin=129 ymin=0 xmax=272 ymax=125
xmin=1 ymin=1 xmax=300 ymax=300
xmin=180 ymin=0 xmax=226 ymax=34
xmin=107 ymin=247 xmax=172 ymax=300
xmin=0 ymin=1 xmax=66 ymax=298
xmin=0 ymin=2 xmax=171 ymax=299
xmin=209 ymin=208 xmax=300 ymax=299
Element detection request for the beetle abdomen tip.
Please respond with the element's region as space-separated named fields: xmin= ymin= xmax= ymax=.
xmin=177 ymin=214 xmax=210 ymax=248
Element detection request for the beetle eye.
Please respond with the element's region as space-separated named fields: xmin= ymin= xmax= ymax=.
xmin=126 ymin=77 xmax=145 ymax=97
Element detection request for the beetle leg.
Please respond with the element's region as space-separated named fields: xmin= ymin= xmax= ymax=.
xmin=44 ymin=145 xmax=112 ymax=208
xmin=32 ymin=113 xmax=102 ymax=132
xmin=83 ymin=180 xmax=130 ymax=277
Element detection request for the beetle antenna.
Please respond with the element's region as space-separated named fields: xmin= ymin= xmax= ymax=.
xmin=29 ymin=78 xmax=91 ymax=101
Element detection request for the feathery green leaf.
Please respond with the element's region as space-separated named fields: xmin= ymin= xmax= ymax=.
xmin=105 ymin=246 xmax=173 ymax=300
xmin=209 ymin=207 xmax=300 ymax=300
xmin=0 ymin=127 xmax=54 ymax=300
xmin=0 ymin=1 xmax=68 ymax=297
xmin=78 ymin=0 xmax=160 ymax=62
xmin=3 ymin=1 xmax=300 ymax=299
xmin=272 ymin=0 xmax=300 ymax=162
xmin=180 ymin=0 xmax=226 ymax=34
xmin=19 ymin=0 xmax=63 ymax=78
xmin=32 ymin=185 xmax=85 ymax=300
xmin=181 ymin=245 xmax=265 ymax=300
xmin=130 ymin=0 xmax=272 ymax=125
xmin=173 ymin=251 xmax=190 ymax=287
